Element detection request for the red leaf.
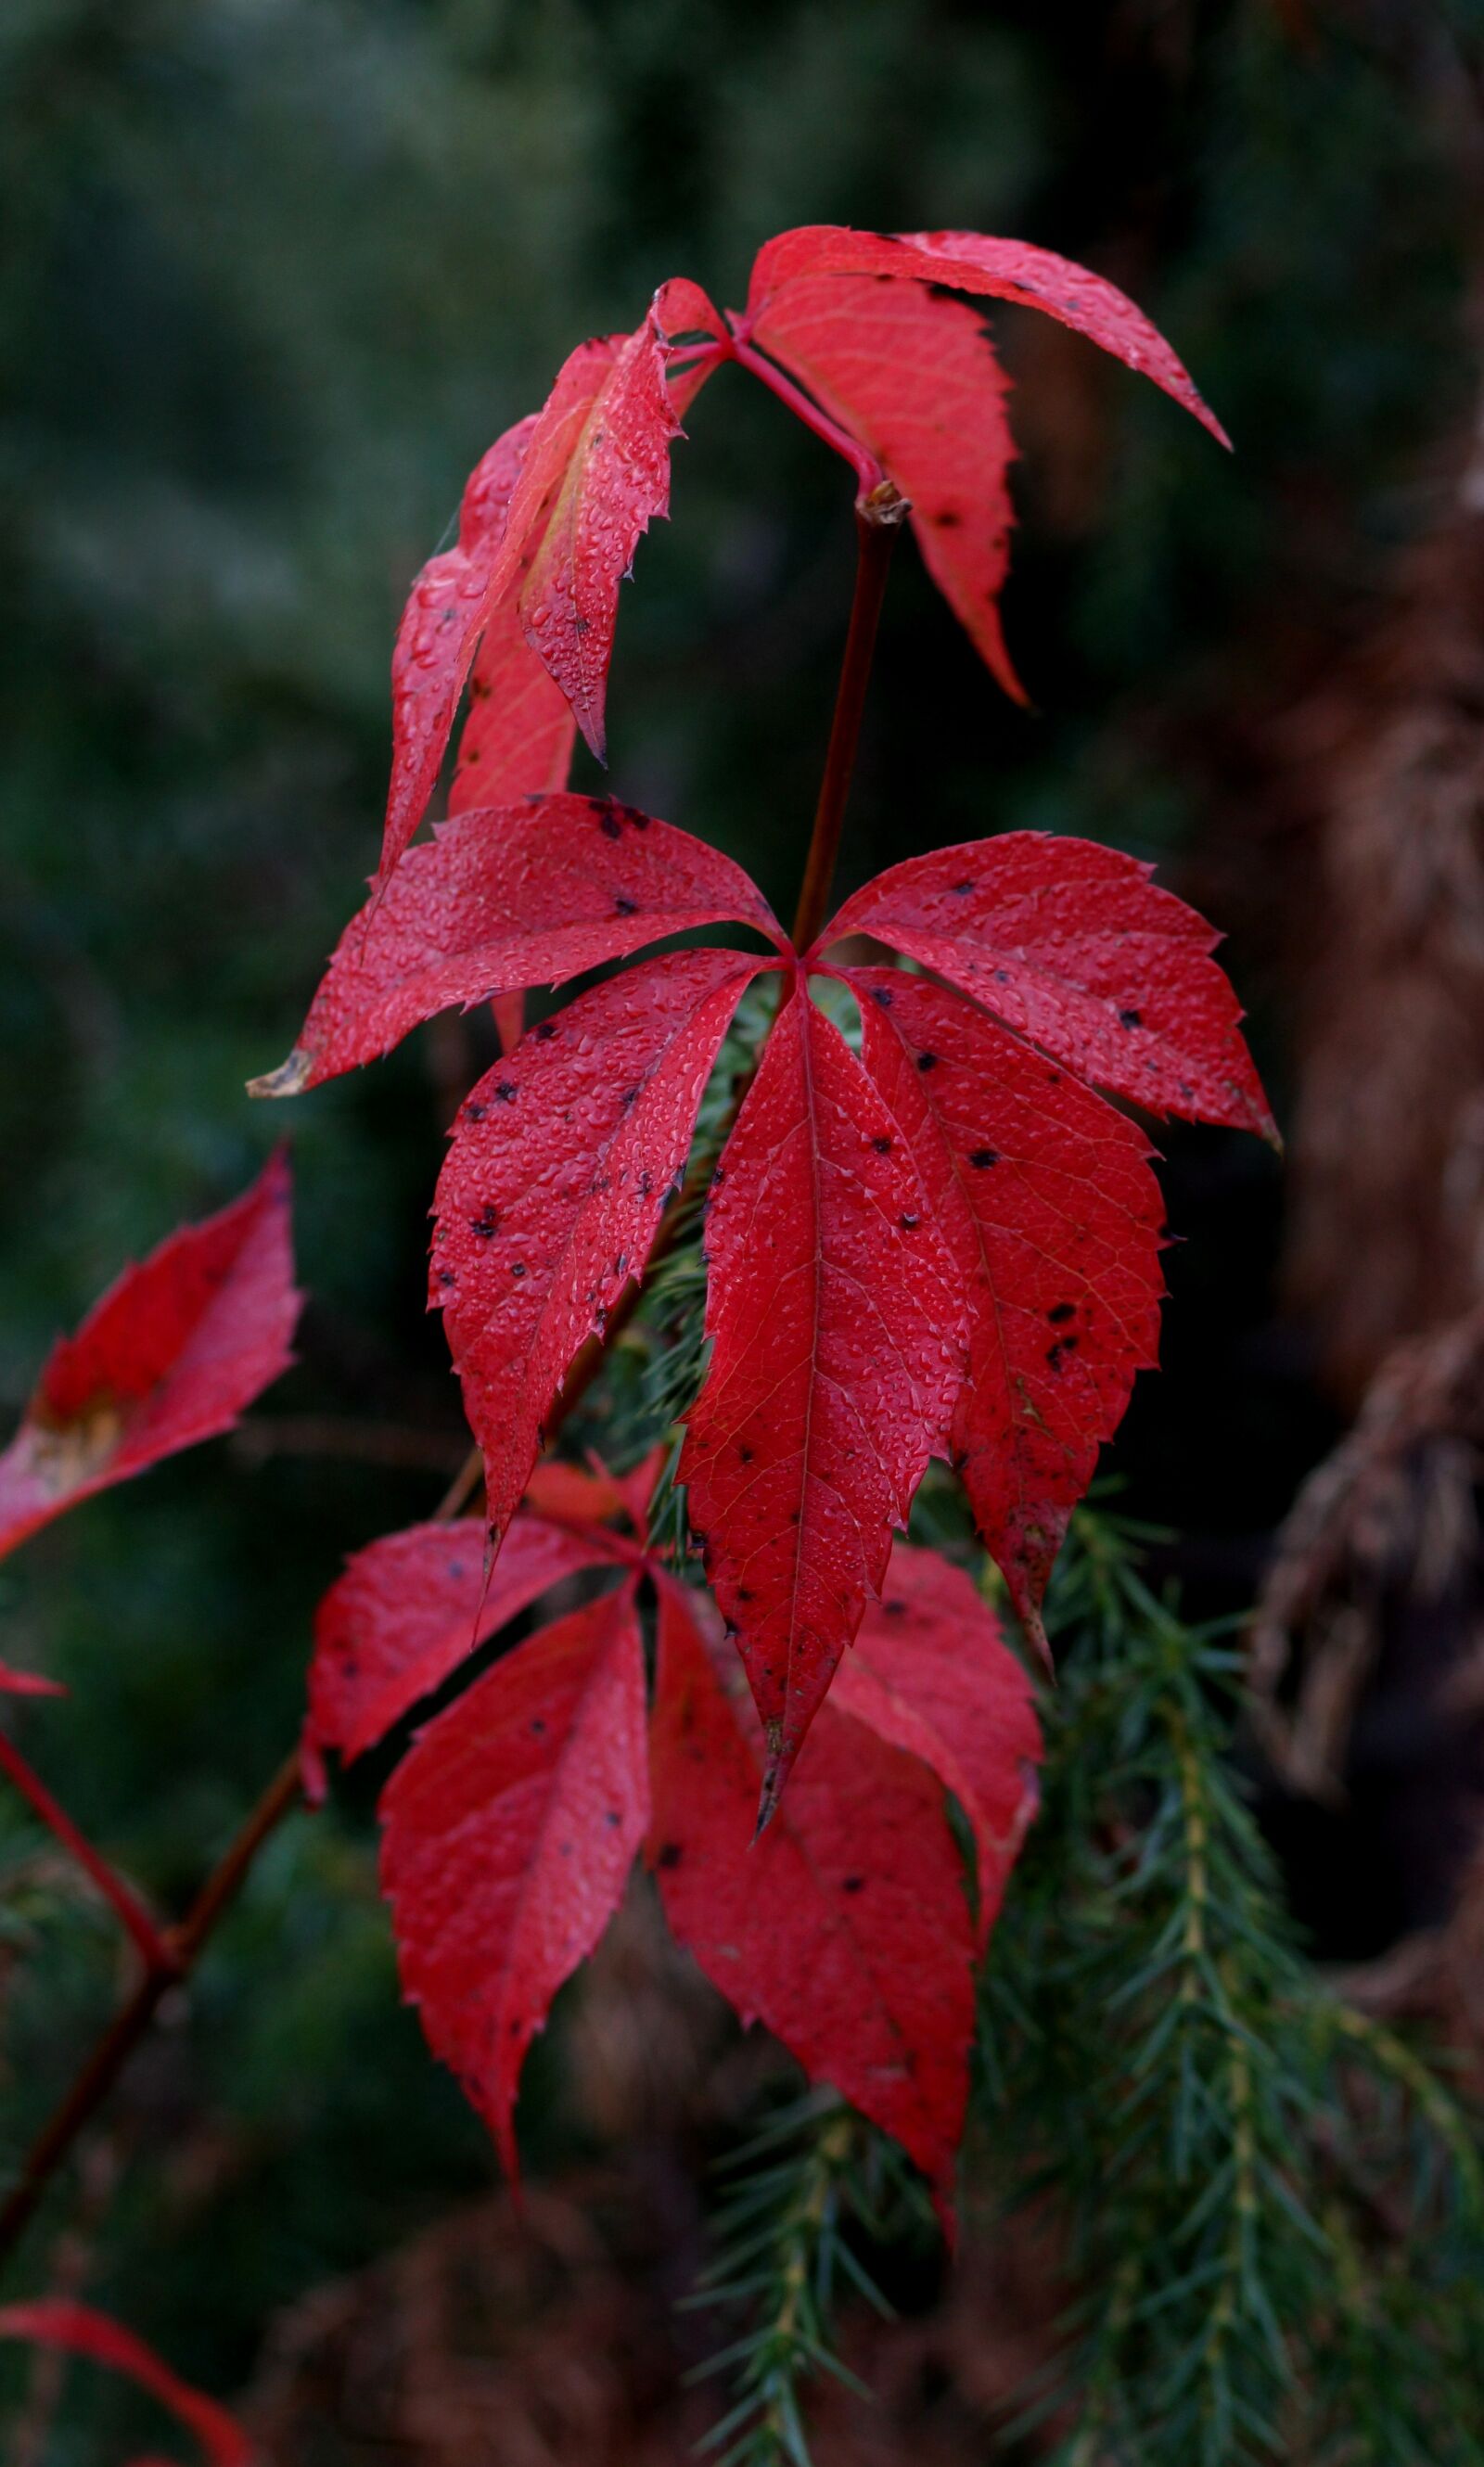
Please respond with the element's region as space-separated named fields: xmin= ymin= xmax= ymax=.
xmin=0 ymin=2300 xmax=253 ymax=2466
xmin=0 ymin=1154 xmax=299 ymax=1561
xmin=747 ymin=224 xmax=1229 ymax=448
xmin=822 ymin=833 xmax=1276 ymax=1142
xmin=448 ymin=590 xmax=576 ymax=816
xmin=377 ymin=339 xmax=618 ymax=885
xmin=307 ymin=1511 xmax=620 ymax=1763
xmin=517 ymin=311 xmax=684 ymax=762
xmin=680 ymin=983 xmax=966 ymax=1816
xmin=433 ymin=949 xmax=764 ymax=1547
xmin=380 ymin=1579 xmax=647 ymax=2179
xmin=854 ymin=967 xmax=1166 ymax=1641
xmin=523 ymin=1443 xmax=667 ymax=1538
xmin=826 ymin=1541 xmax=1042 ymax=1950
xmin=249 ymin=795 xmax=777 ymax=1097
xmin=749 ymin=275 xmax=1024 ymax=701
xmin=647 ymin=1583 xmax=974 ymax=2209
xmin=0 ymin=1659 xmax=65 ymax=1696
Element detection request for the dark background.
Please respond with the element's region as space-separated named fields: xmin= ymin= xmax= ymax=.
xmin=3 ymin=1 xmax=1481 ymax=2454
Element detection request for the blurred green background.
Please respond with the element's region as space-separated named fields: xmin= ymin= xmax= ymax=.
xmin=1 ymin=0 xmax=1478 ymax=2451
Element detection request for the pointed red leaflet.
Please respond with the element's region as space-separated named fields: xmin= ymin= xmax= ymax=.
xmin=746 ymin=224 xmax=1230 ymax=449
xmin=448 ymin=588 xmax=576 ymax=815
xmin=748 ymin=275 xmax=1024 ymax=701
xmin=249 ymin=795 xmax=777 ymax=1097
xmin=380 ymin=1579 xmax=647 ymax=2180
xmin=680 ymin=983 xmax=966 ymax=1812
xmin=0 ymin=1154 xmax=299 ymax=1562
xmin=377 ymin=340 xmax=617 ymax=885
xmin=647 ymin=1583 xmax=974 ymax=2211
xmin=826 ymin=1542 xmax=1042 ymax=1950
xmin=434 ymin=950 xmax=764 ymax=1546
xmin=306 ymin=1511 xmax=620 ymax=1763
xmin=853 ymin=970 xmax=1165 ymax=1642
xmin=516 ymin=311 xmax=682 ymax=763
xmin=0 ymin=2301 xmax=253 ymax=2467
xmin=822 ymin=833 xmax=1276 ymax=1142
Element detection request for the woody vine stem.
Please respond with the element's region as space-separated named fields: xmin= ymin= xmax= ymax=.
xmin=0 ymin=479 xmax=903 ymax=2268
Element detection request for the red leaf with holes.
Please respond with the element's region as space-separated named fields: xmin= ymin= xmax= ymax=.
xmin=747 ymin=224 xmax=1229 ymax=447
xmin=380 ymin=1579 xmax=646 ymax=2179
xmin=0 ymin=1154 xmax=299 ymax=1562
xmin=823 ymin=833 xmax=1276 ymax=1141
xmin=0 ymin=2301 xmax=253 ymax=2466
xmin=853 ymin=966 xmax=1165 ymax=1645
xmin=680 ymin=983 xmax=966 ymax=1815
xmin=306 ymin=1511 xmax=620 ymax=1763
xmin=249 ymin=795 xmax=776 ymax=1097
xmin=827 ymin=1542 xmax=1042 ymax=1949
xmin=434 ymin=949 xmax=764 ymax=1548
xmin=647 ymin=1582 xmax=974 ymax=2211
xmin=749 ymin=275 xmax=1024 ymax=700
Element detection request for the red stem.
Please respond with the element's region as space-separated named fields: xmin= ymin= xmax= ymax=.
xmin=0 ymin=1732 xmax=177 ymax=1978
xmin=790 ymin=493 xmax=906 ymax=959
xmin=732 ymin=337 xmax=885 ymax=496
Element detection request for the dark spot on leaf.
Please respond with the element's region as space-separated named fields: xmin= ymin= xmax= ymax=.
xmin=657 ymin=1842 xmax=683 ymax=1869
xmin=993 ymin=968 xmax=1009 ymax=984
xmin=872 ymin=1135 xmax=892 ymax=1155
xmin=469 ymin=1207 xmax=499 ymax=1239
xmin=466 ymin=1102 xmax=487 ymax=1121
xmin=841 ymin=1874 xmax=864 ymax=1893
xmin=739 ymin=1445 xmax=754 ymax=1463
xmin=614 ymin=896 xmax=638 ymax=916
xmin=438 ymin=1269 xmax=456 ymax=1286
xmin=870 ymin=985 xmax=893 ymax=1008
xmin=885 ymin=1599 xmax=906 ymax=1617
xmin=531 ymin=1719 xmax=546 ymax=1735
xmin=604 ymin=1809 xmax=621 ymax=1827
xmin=916 ymin=1052 xmax=938 ymax=1072
xmin=969 ymin=1147 xmax=998 ymax=1170
xmin=620 ymin=1085 xmax=641 ymax=1109
xmin=900 ymin=1212 xmax=919 ymax=1231
xmin=1047 ymin=1302 xmax=1076 ymax=1323
xmin=1119 ymin=1007 xmax=1142 ymax=1029
xmin=494 ymin=1081 xmax=517 ymax=1103
xmin=534 ymin=1020 xmax=557 ymax=1041
xmin=952 ymin=879 xmax=974 ymax=895
xmin=598 ymin=809 xmax=623 ymax=840
xmin=511 ymin=1261 xmax=527 ymax=1277
xmin=934 ymin=509 xmax=962 ymax=529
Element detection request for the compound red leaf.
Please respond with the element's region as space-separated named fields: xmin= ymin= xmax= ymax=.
xmin=0 ymin=1154 xmax=299 ymax=1562
xmin=826 ymin=1540 xmax=1042 ymax=1949
xmin=749 ymin=275 xmax=1024 ymax=701
xmin=380 ymin=1579 xmax=646 ymax=2179
xmin=647 ymin=1582 xmax=974 ymax=2210
xmin=434 ymin=949 xmax=764 ymax=1548
xmin=854 ymin=966 xmax=1165 ymax=1640
xmin=307 ymin=1511 xmax=620 ymax=1763
xmin=0 ymin=2301 xmax=253 ymax=2467
xmin=249 ymin=795 xmax=776 ymax=1097
xmin=822 ymin=833 xmax=1275 ymax=1142
xmin=680 ymin=983 xmax=966 ymax=1815
xmin=377 ymin=340 xmax=618 ymax=886
xmin=518 ymin=312 xmax=684 ymax=762
xmin=746 ymin=224 xmax=1228 ymax=448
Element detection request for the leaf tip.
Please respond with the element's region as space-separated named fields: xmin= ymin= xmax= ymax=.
xmin=247 ymin=1049 xmax=313 ymax=1102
